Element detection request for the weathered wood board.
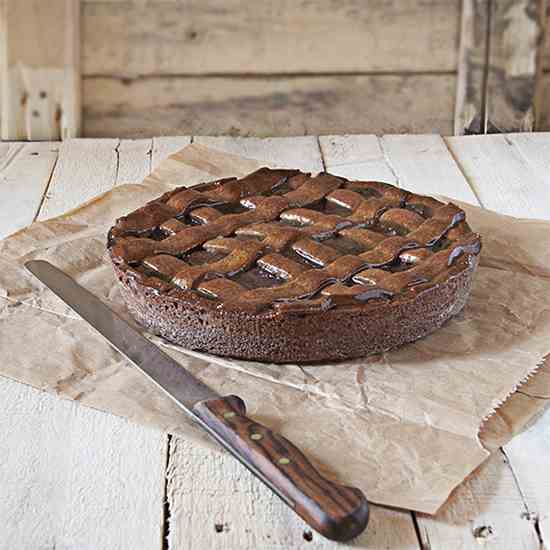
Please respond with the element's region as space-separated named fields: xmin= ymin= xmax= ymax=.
xmin=454 ymin=0 xmax=490 ymax=135
xmin=415 ymin=452 xmax=540 ymax=549
xmin=0 ymin=0 xmax=80 ymax=140
xmin=83 ymin=74 xmax=456 ymax=138
xmin=82 ymin=0 xmax=460 ymax=76
xmin=485 ymin=0 xmax=545 ymax=133
xmin=0 ymin=142 xmax=59 ymax=238
xmin=446 ymin=133 xmax=550 ymax=218
xmin=379 ymin=134 xmax=479 ymax=203
xmin=538 ymin=74 xmax=550 ymax=130
xmin=0 ymin=377 xmax=167 ymax=550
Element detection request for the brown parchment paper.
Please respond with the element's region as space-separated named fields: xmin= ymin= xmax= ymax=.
xmin=1 ymin=143 xmax=550 ymax=514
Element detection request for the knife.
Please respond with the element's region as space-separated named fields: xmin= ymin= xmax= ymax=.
xmin=25 ymin=260 xmax=369 ymax=541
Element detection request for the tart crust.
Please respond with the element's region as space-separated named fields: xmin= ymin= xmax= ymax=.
xmin=108 ymin=168 xmax=481 ymax=363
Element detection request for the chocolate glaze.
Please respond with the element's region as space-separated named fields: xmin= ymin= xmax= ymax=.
xmin=108 ymin=167 xmax=481 ymax=363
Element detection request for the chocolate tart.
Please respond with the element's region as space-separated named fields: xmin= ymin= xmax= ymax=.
xmin=108 ymin=168 xmax=481 ymax=363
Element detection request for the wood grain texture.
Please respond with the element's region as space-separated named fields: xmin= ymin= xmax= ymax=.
xmin=38 ymin=138 xmax=119 ymax=220
xmin=166 ymin=435 xmax=419 ymax=550
xmin=485 ymin=0 xmax=546 ymax=133
xmin=380 ymin=134 xmax=480 ymax=204
xmin=504 ymin=131 xmax=550 ymax=182
xmin=0 ymin=142 xmax=59 ymax=239
xmin=319 ymin=134 xmax=397 ymax=183
xmin=454 ymin=0 xmax=490 ymax=135
xmin=535 ymin=74 xmax=550 ymax=130
xmin=415 ymin=452 xmax=541 ymax=549
xmin=152 ymin=136 xmax=192 ymax=170
xmin=116 ymin=139 xmax=153 ymax=185
xmin=0 ymin=371 xmax=167 ymax=550
xmin=0 ymin=0 xmax=80 ymax=140
xmin=82 ymin=74 xmax=456 ymax=138
xmin=164 ymin=136 xmax=420 ymax=549
xmin=0 ymin=0 xmax=6 ymax=136
xmin=504 ymin=408 xmax=550 ymax=544
xmin=193 ymin=395 xmax=369 ymax=542
xmin=445 ymin=133 xmax=550 ymax=217
xmin=82 ymin=0 xmax=460 ymax=76
xmin=195 ymin=136 xmax=324 ymax=173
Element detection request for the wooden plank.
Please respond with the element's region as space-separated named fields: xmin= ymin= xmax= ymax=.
xmin=485 ymin=0 xmax=546 ymax=133
xmin=318 ymin=134 xmax=397 ymax=183
xmin=0 ymin=142 xmax=59 ymax=239
xmin=0 ymin=376 xmax=167 ymax=550
xmin=0 ymin=0 xmax=80 ymax=140
xmin=539 ymin=74 xmax=550 ymax=130
xmin=38 ymin=138 xmax=119 ymax=220
xmin=415 ymin=452 xmax=540 ymax=549
xmin=82 ymin=0 xmax=460 ymax=76
xmin=544 ymin=2 xmax=550 ymax=70
xmin=504 ymin=131 xmax=550 ymax=183
xmin=454 ymin=0 xmax=490 ymax=135
xmin=116 ymin=139 xmax=152 ymax=185
xmin=166 ymin=436 xmax=419 ymax=550
xmin=165 ymin=136 xmax=419 ymax=550
xmin=83 ymin=74 xmax=456 ymax=138
xmin=445 ymin=134 xmax=550 ymax=217
xmin=0 ymin=141 xmax=23 ymax=172
xmin=195 ymin=136 xmax=324 ymax=173
xmin=152 ymin=136 xmax=192 ymax=170
xmin=63 ymin=0 xmax=81 ymax=140
xmin=380 ymin=134 xmax=480 ymax=204
xmin=0 ymin=0 xmax=5 ymax=135
xmin=504 ymin=408 xmax=550 ymax=545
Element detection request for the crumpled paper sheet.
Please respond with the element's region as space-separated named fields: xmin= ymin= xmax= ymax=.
xmin=1 ymin=143 xmax=550 ymax=514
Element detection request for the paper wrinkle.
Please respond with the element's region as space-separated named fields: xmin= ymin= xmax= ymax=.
xmin=1 ymin=143 xmax=550 ymax=514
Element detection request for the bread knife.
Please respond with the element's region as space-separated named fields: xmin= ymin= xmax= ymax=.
xmin=25 ymin=260 xmax=369 ymax=542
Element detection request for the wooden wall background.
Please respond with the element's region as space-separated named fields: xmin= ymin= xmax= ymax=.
xmin=0 ymin=0 xmax=549 ymax=140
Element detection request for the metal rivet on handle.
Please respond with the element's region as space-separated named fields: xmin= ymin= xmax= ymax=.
xmin=278 ymin=457 xmax=290 ymax=465
xmin=250 ymin=433 xmax=263 ymax=441
xmin=223 ymin=411 xmax=236 ymax=419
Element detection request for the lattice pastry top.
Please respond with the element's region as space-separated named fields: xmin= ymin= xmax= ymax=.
xmin=108 ymin=168 xmax=481 ymax=315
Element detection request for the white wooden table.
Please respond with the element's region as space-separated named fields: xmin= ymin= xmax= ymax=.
xmin=1 ymin=134 xmax=549 ymax=550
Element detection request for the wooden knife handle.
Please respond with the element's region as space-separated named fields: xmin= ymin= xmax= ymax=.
xmin=192 ymin=395 xmax=369 ymax=542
